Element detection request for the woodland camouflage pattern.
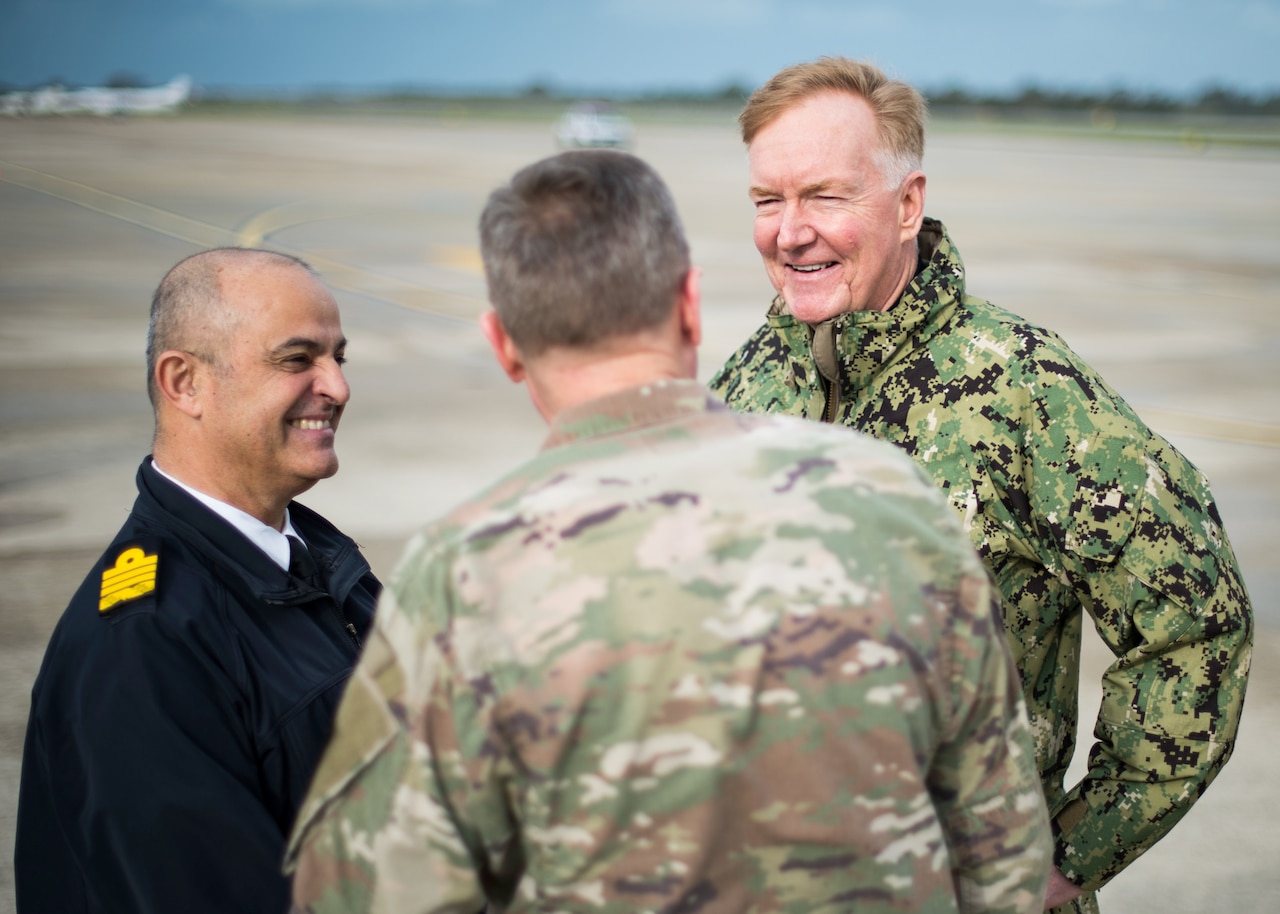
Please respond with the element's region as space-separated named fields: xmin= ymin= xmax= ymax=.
xmin=711 ymin=219 xmax=1253 ymax=912
xmin=287 ymin=380 xmax=1052 ymax=914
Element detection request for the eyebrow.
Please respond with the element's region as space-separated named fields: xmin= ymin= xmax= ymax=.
xmin=749 ymin=180 xmax=845 ymax=199
xmin=269 ymin=336 xmax=348 ymax=356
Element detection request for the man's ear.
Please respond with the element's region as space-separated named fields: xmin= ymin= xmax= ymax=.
xmin=154 ymin=350 xmax=204 ymax=418
xmin=676 ymin=268 xmax=702 ymax=348
xmin=898 ymin=170 xmax=927 ymax=242
xmin=479 ymin=311 xmax=527 ymax=383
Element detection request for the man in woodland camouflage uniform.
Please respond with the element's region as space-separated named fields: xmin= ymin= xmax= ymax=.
xmin=709 ymin=57 xmax=1253 ymax=912
xmin=286 ymin=149 xmax=1053 ymax=913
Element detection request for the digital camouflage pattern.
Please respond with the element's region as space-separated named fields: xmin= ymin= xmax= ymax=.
xmin=287 ymin=379 xmax=1052 ymax=914
xmin=711 ymin=219 xmax=1254 ymax=911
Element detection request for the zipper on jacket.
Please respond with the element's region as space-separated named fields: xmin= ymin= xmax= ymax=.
xmin=822 ymin=376 xmax=839 ymax=423
xmin=265 ymin=582 xmax=363 ymax=651
xmin=330 ymin=603 xmax=362 ymax=650
xmin=811 ymin=320 xmax=841 ymax=424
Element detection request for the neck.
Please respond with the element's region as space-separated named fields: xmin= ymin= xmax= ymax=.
xmin=869 ymin=241 xmax=922 ymax=314
xmin=527 ymin=344 xmax=694 ymax=423
xmin=153 ymin=437 xmax=292 ymax=531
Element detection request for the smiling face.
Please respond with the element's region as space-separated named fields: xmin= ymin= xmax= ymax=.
xmin=747 ymin=90 xmax=925 ymax=323
xmin=194 ymin=261 xmax=350 ymax=521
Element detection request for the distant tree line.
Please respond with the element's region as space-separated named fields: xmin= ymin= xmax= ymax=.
xmin=7 ymin=74 xmax=1278 ymax=117
xmin=640 ymin=81 xmax=1280 ymax=116
xmin=520 ymin=81 xmax=1280 ymax=116
xmin=923 ymin=84 xmax=1280 ymax=116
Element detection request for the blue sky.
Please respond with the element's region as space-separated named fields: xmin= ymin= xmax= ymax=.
xmin=3 ymin=0 xmax=1278 ymax=97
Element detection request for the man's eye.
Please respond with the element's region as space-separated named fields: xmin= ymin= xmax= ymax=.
xmin=335 ymin=354 xmax=348 ymax=366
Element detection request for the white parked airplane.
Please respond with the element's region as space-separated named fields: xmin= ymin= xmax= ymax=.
xmin=1 ymin=75 xmax=192 ymax=116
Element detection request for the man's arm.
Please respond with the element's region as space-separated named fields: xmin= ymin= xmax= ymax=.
xmin=1053 ymin=560 xmax=1251 ymax=888
xmin=929 ymin=575 xmax=1054 ymax=914
xmin=1047 ymin=436 xmax=1253 ymax=891
xmin=287 ymin=575 xmax=516 ymax=914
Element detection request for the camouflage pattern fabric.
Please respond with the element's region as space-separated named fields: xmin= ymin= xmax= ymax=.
xmin=286 ymin=379 xmax=1052 ymax=914
xmin=711 ymin=219 xmax=1253 ymax=911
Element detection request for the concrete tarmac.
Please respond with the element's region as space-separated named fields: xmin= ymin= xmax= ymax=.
xmin=1 ymin=113 xmax=1277 ymax=911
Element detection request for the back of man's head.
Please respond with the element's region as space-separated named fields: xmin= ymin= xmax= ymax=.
xmin=146 ymin=248 xmax=315 ymax=410
xmin=740 ymin=57 xmax=927 ymax=187
xmin=478 ymin=150 xmax=690 ymax=358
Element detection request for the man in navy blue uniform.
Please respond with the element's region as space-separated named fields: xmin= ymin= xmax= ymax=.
xmin=15 ymin=248 xmax=382 ymax=913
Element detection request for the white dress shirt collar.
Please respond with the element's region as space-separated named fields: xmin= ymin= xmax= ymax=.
xmin=151 ymin=459 xmax=300 ymax=571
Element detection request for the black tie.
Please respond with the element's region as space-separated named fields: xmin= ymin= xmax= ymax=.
xmin=287 ymin=536 xmax=324 ymax=592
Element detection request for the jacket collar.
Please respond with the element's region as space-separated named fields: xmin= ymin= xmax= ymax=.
xmin=133 ymin=458 xmax=368 ymax=604
xmin=766 ymin=218 xmax=967 ymax=407
xmin=541 ymin=379 xmax=726 ymax=451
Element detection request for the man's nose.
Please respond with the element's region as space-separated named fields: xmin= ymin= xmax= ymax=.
xmin=315 ymin=358 xmax=350 ymax=405
xmin=776 ymin=201 xmax=815 ymax=250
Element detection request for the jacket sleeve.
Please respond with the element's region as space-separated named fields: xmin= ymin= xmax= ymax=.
xmin=1045 ymin=432 xmax=1253 ymax=890
xmin=928 ymin=574 xmax=1054 ymax=914
xmin=17 ymin=607 xmax=293 ymax=914
xmin=287 ymin=547 xmax=512 ymax=914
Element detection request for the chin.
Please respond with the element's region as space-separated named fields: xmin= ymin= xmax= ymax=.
xmin=779 ymin=281 xmax=844 ymax=321
xmin=314 ymin=461 xmax=340 ymax=481
xmin=293 ymin=459 xmax=341 ymax=491
xmin=788 ymin=300 xmax=845 ymax=325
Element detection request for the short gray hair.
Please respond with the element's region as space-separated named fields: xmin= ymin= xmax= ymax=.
xmin=478 ymin=150 xmax=691 ymax=357
xmin=145 ymin=248 xmax=314 ymax=408
xmin=740 ymin=57 xmax=927 ymax=189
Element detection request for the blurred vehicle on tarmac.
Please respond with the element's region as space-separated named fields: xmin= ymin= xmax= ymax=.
xmin=554 ymin=101 xmax=634 ymax=150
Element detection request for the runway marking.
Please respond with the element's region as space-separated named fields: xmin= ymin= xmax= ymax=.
xmin=236 ymin=201 xmax=340 ymax=247
xmin=433 ymin=244 xmax=485 ymax=275
xmin=4 ymin=160 xmax=1278 ymax=450
xmin=234 ymin=201 xmax=428 ymax=248
xmin=1 ymin=160 xmax=235 ymax=248
xmin=1 ymin=160 xmax=487 ymax=323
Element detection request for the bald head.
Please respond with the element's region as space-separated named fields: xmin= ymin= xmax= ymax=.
xmin=146 ymin=247 xmax=350 ymax=526
xmin=146 ymin=248 xmax=316 ymax=409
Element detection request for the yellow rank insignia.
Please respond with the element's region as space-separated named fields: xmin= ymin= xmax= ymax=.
xmin=99 ymin=543 xmax=160 ymax=613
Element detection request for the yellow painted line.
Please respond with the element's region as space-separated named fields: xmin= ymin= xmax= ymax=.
xmin=234 ymin=201 xmax=368 ymax=247
xmin=1 ymin=160 xmax=235 ymax=248
xmin=433 ymin=243 xmax=485 ymax=275
xmin=237 ymin=202 xmax=313 ymax=247
xmin=2 ymin=160 xmax=487 ymax=323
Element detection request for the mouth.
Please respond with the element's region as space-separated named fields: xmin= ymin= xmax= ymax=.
xmin=788 ymin=261 xmax=837 ymax=273
xmin=289 ymin=417 xmax=333 ymax=431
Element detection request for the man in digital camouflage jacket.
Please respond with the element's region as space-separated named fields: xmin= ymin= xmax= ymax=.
xmin=710 ymin=57 xmax=1252 ymax=914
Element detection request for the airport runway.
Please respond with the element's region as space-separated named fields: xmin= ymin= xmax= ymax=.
xmin=1 ymin=112 xmax=1277 ymax=912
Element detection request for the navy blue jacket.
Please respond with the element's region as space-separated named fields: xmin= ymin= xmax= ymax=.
xmin=15 ymin=459 xmax=381 ymax=914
